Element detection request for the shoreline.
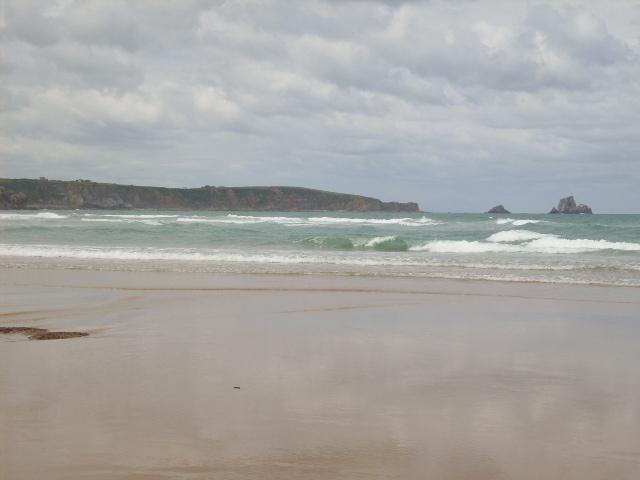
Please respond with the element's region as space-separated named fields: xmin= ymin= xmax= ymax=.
xmin=3 ymin=260 xmax=640 ymax=290
xmin=3 ymin=267 xmax=640 ymax=311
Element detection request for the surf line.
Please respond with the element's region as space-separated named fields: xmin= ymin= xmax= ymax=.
xmin=6 ymin=283 xmax=640 ymax=305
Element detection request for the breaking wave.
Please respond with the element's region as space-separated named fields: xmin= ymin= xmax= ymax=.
xmin=525 ymin=237 xmax=640 ymax=253
xmin=81 ymin=218 xmax=163 ymax=225
xmin=1 ymin=212 xmax=439 ymax=227
xmin=85 ymin=214 xmax=178 ymax=219
xmin=363 ymin=236 xmax=409 ymax=251
xmin=410 ymin=241 xmax=520 ymax=253
xmin=0 ymin=244 xmax=414 ymax=265
xmin=487 ymin=230 xmax=552 ymax=243
xmin=2 ymin=243 xmax=639 ymax=286
xmin=496 ymin=218 xmax=541 ymax=226
xmin=410 ymin=237 xmax=640 ymax=254
xmin=176 ymin=215 xmax=300 ymax=225
xmin=300 ymin=236 xmax=409 ymax=251
xmin=176 ymin=214 xmax=440 ymax=227
xmin=306 ymin=216 xmax=440 ymax=227
xmin=0 ymin=212 xmax=68 ymax=220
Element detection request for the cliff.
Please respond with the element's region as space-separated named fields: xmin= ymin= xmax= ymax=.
xmin=0 ymin=186 xmax=28 ymax=209
xmin=0 ymin=178 xmax=420 ymax=212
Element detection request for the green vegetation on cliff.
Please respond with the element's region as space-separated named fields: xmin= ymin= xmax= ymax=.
xmin=0 ymin=178 xmax=420 ymax=212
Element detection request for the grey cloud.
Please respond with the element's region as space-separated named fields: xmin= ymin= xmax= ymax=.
xmin=1 ymin=0 xmax=639 ymax=212
xmin=525 ymin=4 xmax=630 ymax=66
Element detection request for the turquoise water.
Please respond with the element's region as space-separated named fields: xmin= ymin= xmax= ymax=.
xmin=1 ymin=210 xmax=640 ymax=286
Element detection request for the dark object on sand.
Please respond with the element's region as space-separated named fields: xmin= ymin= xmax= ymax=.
xmin=233 ymin=386 xmax=241 ymax=389
xmin=0 ymin=326 xmax=88 ymax=340
xmin=549 ymin=196 xmax=592 ymax=214
xmin=487 ymin=205 xmax=510 ymax=214
xmin=29 ymin=331 xmax=89 ymax=340
xmin=0 ymin=326 xmax=48 ymax=335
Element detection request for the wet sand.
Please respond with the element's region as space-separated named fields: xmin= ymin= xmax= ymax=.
xmin=1 ymin=268 xmax=640 ymax=479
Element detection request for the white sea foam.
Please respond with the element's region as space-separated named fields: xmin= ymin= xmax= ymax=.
xmin=524 ymin=237 xmax=640 ymax=253
xmin=496 ymin=218 xmax=541 ymax=226
xmin=2 ymin=243 xmax=639 ymax=287
xmin=307 ymin=216 xmax=440 ymax=226
xmin=85 ymin=214 xmax=178 ymax=219
xmin=410 ymin=241 xmax=521 ymax=253
xmin=487 ymin=230 xmax=552 ymax=243
xmin=0 ymin=212 xmax=68 ymax=220
xmin=0 ymin=243 xmax=505 ymax=266
xmin=411 ymin=237 xmax=640 ymax=254
xmin=81 ymin=218 xmax=162 ymax=226
xmin=176 ymin=215 xmax=302 ymax=225
xmin=0 ymin=244 xmax=399 ymax=266
xmin=175 ymin=214 xmax=440 ymax=227
xmin=0 ymin=243 xmax=534 ymax=266
xmin=5 ymin=237 xmax=634 ymax=263
xmin=0 ymin=211 xmax=438 ymax=227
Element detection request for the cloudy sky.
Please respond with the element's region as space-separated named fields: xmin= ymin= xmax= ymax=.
xmin=1 ymin=0 xmax=639 ymax=212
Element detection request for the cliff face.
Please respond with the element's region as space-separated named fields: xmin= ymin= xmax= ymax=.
xmin=0 ymin=179 xmax=420 ymax=212
xmin=0 ymin=186 xmax=28 ymax=209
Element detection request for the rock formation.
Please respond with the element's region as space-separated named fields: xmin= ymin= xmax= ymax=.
xmin=487 ymin=205 xmax=510 ymax=214
xmin=0 ymin=178 xmax=420 ymax=212
xmin=549 ymin=196 xmax=592 ymax=214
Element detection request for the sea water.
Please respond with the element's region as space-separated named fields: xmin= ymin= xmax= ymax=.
xmin=1 ymin=210 xmax=639 ymax=286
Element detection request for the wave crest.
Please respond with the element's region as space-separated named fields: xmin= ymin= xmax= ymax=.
xmin=496 ymin=218 xmax=541 ymax=226
xmin=174 ymin=214 xmax=440 ymax=227
xmin=410 ymin=237 xmax=640 ymax=254
xmin=410 ymin=241 xmax=520 ymax=253
xmin=364 ymin=236 xmax=409 ymax=251
xmin=526 ymin=237 xmax=640 ymax=253
xmin=0 ymin=212 xmax=67 ymax=220
xmin=487 ymin=230 xmax=552 ymax=243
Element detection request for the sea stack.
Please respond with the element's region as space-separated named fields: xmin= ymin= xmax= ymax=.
xmin=549 ymin=196 xmax=592 ymax=214
xmin=487 ymin=205 xmax=510 ymax=214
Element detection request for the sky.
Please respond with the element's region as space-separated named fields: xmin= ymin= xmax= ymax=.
xmin=1 ymin=0 xmax=639 ymax=213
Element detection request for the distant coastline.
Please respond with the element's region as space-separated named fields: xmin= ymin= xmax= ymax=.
xmin=0 ymin=178 xmax=419 ymax=212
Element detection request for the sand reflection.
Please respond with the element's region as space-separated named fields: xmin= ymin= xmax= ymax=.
xmin=1 ymin=270 xmax=639 ymax=479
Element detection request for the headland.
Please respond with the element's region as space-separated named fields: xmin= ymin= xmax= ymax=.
xmin=0 ymin=178 xmax=419 ymax=212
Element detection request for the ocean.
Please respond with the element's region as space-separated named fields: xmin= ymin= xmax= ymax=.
xmin=1 ymin=210 xmax=640 ymax=286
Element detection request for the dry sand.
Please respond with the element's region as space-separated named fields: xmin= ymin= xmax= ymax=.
xmin=1 ymin=268 xmax=640 ymax=479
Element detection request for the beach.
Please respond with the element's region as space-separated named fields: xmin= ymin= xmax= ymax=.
xmin=4 ymin=0 xmax=640 ymax=477
xmin=2 ymin=267 xmax=639 ymax=479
